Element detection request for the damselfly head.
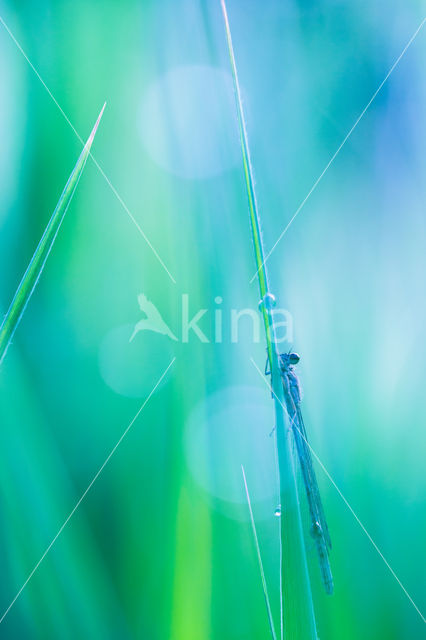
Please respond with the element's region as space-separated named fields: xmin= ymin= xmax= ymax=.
xmin=288 ymin=352 xmax=300 ymax=365
xmin=280 ymin=352 xmax=300 ymax=367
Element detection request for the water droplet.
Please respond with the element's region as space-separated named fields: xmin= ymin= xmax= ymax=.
xmin=274 ymin=506 xmax=281 ymax=517
xmin=258 ymin=293 xmax=276 ymax=312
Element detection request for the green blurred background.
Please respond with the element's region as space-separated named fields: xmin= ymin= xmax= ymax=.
xmin=0 ymin=0 xmax=425 ymax=638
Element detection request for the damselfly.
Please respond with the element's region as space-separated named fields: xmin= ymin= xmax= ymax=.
xmin=266 ymin=352 xmax=334 ymax=595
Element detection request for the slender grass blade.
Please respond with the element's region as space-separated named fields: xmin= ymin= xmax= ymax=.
xmin=241 ymin=465 xmax=277 ymax=640
xmin=220 ymin=2 xmax=318 ymax=637
xmin=0 ymin=104 xmax=105 ymax=365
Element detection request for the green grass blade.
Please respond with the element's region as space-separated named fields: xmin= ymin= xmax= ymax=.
xmin=220 ymin=0 xmax=274 ymax=366
xmin=220 ymin=2 xmax=318 ymax=638
xmin=0 ymin=104 xmax=105 ymax=365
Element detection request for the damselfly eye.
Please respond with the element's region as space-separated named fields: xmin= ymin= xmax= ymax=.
xmin=289 ymin=352 xmax=300 ymax=364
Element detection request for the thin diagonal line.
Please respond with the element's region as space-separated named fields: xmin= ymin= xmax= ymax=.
xmin=86 ymin=156 xmax=176 ymax=284
xmin=0 ymin=357 xmax=176 ymax=625
xmin=250 ymin=17 xmax=426 ymax=283
xmin=0 ymin=15 xmax=176 ymax=285
xmin=0 ymin=16 xmax=82 ymax=139
xmin=250 ymin=357 xmax=426 ymax=624
xmin=241 ymin=465 xmax=277 ymax=640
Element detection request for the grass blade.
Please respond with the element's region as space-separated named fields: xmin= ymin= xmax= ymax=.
xmin=241 ymin=465 xmax=277 ymax=640
xmin=220 ymin=2 xmax=318 ymax=637
xmin=0 ymin=104 xmax=105 ymax=365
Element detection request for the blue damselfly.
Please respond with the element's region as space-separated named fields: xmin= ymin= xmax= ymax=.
xmin=267 ymin=352 xmax=334 ymax=595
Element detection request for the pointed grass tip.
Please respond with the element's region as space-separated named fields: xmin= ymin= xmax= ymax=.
xmin=86 ymin=102 xmax=106 ymax=147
